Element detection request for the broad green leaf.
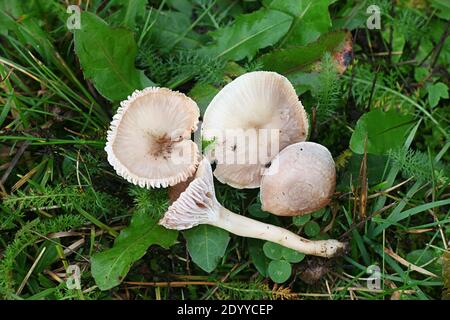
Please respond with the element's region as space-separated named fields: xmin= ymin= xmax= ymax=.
xmin=150 ymin=11 xmax=204 ymax=50
xmin=91 ymin=212 xmax=178 ymax=290
xmin=350 ymin=109 xmax=414 ymax=155
xmin=74 ymin=12 xmax=152 ymax=101
xmin=268 ymin=260 xmax=292 ymax=283
xmin=281 ymin=247 xmax=305 ymax=263
xmin=332 ymin=1 xmax=367 ymax=30
xmin=414 ymin=67 xmax=428 ymax=82
xmin=0 ymin=9 xmax=16 ymax=35
xmin=184 ymin=225 xmax=230 ymax=273
xmin=431 ymin=0 xmax=450 ymax=19
xmin=248 ymin=203 xmax=270 ymax=219
xmin=200 ymin=8 xmax=292 ymax=61
xmin=188 ymin=83 xmax=220 ymax=116
xmin=304 ymin=221 xmax=320 ymax=237
xmin=406 ymin=249 xmax=442 ymax=275
xmin=312 ymin=208 xmax=326 ymax=218
xmin=293 ymin=214 xmax=311 ymax=226
xmin=268 ymin=0 xmax=334 ymax=47
xmin=427 ymin=82 xmax=449 ymax=108
xmin=166 ymin=0 xmax=193 ymax=15
xmin=248 ymin=239 xmax=270 ymax=277
xmin=260 ymin=31 xmax=348 ymax=74
xmin=110 ymin=0 xmax=147 ymax=29
xmin=288 ymin=72 xmax=321 ymax=95
xmin=263 ymin=242 xmax=284 ymax=260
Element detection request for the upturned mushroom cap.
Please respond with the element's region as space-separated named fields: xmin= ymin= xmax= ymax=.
xmin=105 ymin=87 xmax=200 ymax=188
xmin=260 ymin=142 xmax=336 ymax=216
xmin=202 ymin=71 xmax=308 ymax=189
xmin=159 ymin=158 xmax=220 ymax=230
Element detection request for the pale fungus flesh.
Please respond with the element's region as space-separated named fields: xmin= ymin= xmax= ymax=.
xmin=260 ymin=142 xmax=336 ymax=216
xmin=105 ymin=87 xmax=200 ymax=188
xmin=202 ymin=71 xmax=309 ymax=189
xmin=159 ymin=158 xmax=346 ymax=258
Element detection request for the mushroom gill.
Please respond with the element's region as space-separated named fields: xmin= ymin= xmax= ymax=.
xmin=105 ymin=87 xmax=200 ymax=188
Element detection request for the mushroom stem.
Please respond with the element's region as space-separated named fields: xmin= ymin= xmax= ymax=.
xmin=212 ymin=207 xmax=346 ymax=258
xmin=160 ymin=158 xmax=347 ymax=259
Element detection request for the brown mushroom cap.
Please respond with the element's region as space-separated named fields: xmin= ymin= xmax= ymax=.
xmin=105 ymin=87 xmax=200 ymax=188
xmin=260 ymin=142 xmax=335 ymax=216
xmin=202 ymin=71 xmax=308 ymax=189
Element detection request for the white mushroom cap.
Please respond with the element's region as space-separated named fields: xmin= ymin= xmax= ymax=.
xmin=105 ymin=87 xmax=200 ymax=188
xmin=202 ymin=71 xmax=308 ymax=189
xmin=159 ymin=157 xmax=220 ymax=230
xmin=260 ymin=142 xmax=336 ymax=216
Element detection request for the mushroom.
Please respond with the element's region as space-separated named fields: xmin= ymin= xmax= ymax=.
xmin=159 ymin=157 xmax=346 ymax=258
xmin=260 ymin=142 xmax=336 ymax=216
xmin=105 ymin=87 xmax=200 ymax=188
xmin=202 ymin=71 xmax=308 ymax=189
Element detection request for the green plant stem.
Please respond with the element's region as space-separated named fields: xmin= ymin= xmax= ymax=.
xmin=75 ymin=206 xmax=118 ymax=238
xmin=0 ymin=136 xmax=104 ymax=146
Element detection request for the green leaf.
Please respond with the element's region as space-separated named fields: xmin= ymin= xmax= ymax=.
xmin=427 ymin=82 xmax=449 ymax=108
xmin=332 ymin=1 xmax=367 ymax=30
xmin=248 ymin=239 xmax=270 ymax=277
xmin=248 ymin=203 xmax=270 ymax=219
xmin=339 ymin=154 xmax=388 ymax=188
xmin=0 ymin=8 xmax=18 ymax=35
xmin=373 ymin=198 xmax=450 ymax=236
xmin=188 ymin=83 xmax=220 ymax=116
xmin=91 ymin=212 xmax=178 ymax=290
xmin=414 ymin=67 xmax=428 ymax=82
xmin=74 ymin=12 xmax=152 ymax=101
xmin=304 ymin=221 xmax=320 ymax=237
xmin=184 ymin=225 xmax=230 ymax=273
xmin=350 ymin=109 xmax=414 ymax=155
xmin=268 ymin=0 xmax=333 ymax=47
xmin=292 ymin=214 xmax=311 ymax=226
xmin=431 ymin=0 xmax=450 ymax=20
xmin=268 ymin=260 xmax=292 ymax=283
xmin=200 ymin=8 xmax=292 ymax=61
xmin=288 ymin=71 xmax=321 ymax=95
xmin=263 ymin=242 xmax=284 ymax=260
xmin=34 ymin=240 xmax=59 ymax=274
xmin=166 ymin=0 xmax=193 ymax=15
xmin=110 ymin=0 xmax=146 ymax=29
xmin=0 ymin=4 xmax=56 ymax=64
xmin=281 ymin=247 xmax=305 ymax=263
xmin=259 ymin=31 xmax=347 ymax=74
xmin=406 ymin=249 xmax=442 ymax=275
xmin=150 ymin=11 xmax=203 ymax=50
xmin=312 ymin=208 xmax=326 ymax=218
